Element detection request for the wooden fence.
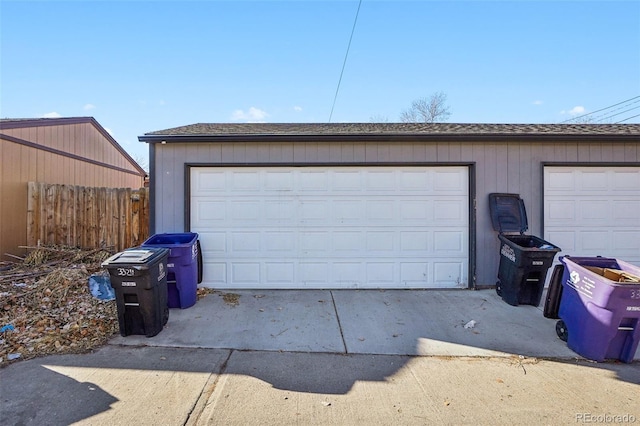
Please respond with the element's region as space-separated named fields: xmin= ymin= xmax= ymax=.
xmin=27 ymin=182 xmax=149 ymax=252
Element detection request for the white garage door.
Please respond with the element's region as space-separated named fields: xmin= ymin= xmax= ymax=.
xmin=544 ymin=166 xmax=640 ymax=266
xmin=191 ymin=166 xmax=469 ymax=289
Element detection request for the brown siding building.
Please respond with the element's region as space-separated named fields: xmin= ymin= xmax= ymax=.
xmin=0 ymin=117 xmax=146 ymax=259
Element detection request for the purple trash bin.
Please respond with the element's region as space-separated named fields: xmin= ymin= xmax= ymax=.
xmin=142 ymin=233 xmax=199 ymax=309
xmin=557 ymin=256 xmax=640 ymax=363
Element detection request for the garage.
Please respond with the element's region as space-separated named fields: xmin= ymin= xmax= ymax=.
xmin=190 ymin=165 xmax=469 ymax=289
xmin=140 ymin=122 xmax=640 ymax=288
xmin=544 ymin=166 xmax=640 ymax=265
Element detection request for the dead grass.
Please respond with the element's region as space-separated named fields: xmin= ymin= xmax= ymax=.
xmin=0 ymin=246 xmax=118 ymax=366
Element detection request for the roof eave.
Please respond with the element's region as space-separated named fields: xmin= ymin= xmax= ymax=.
xmin=138 ymin=132 xmax=640 ymax=144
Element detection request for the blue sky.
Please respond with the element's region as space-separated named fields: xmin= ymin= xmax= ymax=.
xmin=2 ymin=0 xmax=639 ymax=165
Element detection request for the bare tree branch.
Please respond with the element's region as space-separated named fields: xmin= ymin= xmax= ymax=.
xmin=131 ymin=154 xmax=149 ymax=173
xmin=400 ymin=91 xmax=451 ymax=123
xmin=369 ymin=114 xmax=390 ymax=123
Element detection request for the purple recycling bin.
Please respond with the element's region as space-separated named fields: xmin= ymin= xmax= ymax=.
xmin=142 ymin=233 xmax=199 ymax=309
xmin=557 ymin=256 xmax=640 ymax=363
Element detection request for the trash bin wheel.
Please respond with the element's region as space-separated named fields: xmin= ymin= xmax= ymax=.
xmin=556 ymin=320 xmax=568 ymax=342
xmin=196 ymin=239 xmax=203 ymax=284
xmin=163 ymin=306 xmax=169 ymax=326
xmin=495 ymin=281 xmax=502 ymax=296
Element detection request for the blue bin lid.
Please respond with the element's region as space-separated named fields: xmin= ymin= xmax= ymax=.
xmin=143 ymin=232 xmax=198 ymax=246
xmin=488 ymin=193 xmax=528 ymax=234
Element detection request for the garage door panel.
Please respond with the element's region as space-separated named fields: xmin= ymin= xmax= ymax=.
xmin=580 ymin=231 xmax=610 ymax=250
xmin=400 ymin=263 xmax=429 ymax=284
xmin=333 ymin=200 xmax=363 ymax=221
xmin=400 ymin=201 xmax=431 ymax=220
xmin=230 ymin=201 xmax=260 ymax=220
xmin=232 ymin=171 xmax=261 ymax=190
xmin=546 ymin=231 xmax=576 ymax=253
xmin=364 ymin=200 xmax=394 ymax=221
xmin=333 ymin=263 xmax=363 ymax=285
xmin=579 ymin=200 xmax=611 ymax=223
xmin=544 ymin=166 xmax=640 ymax=266
xmin=366 ymin=263 xmax=395 ymax=284
xmin=435 ymin=169 xmax=466 ymax=190
xmin=300 ymin=232 xmax=329 ymax=253
xmin=299 ymin=263 xmax=329 ymax=284
xmin=207 ymin=263 xmax=227 ymax=285
xmin=231 ymin=232 xmax=260 ymax=252
xmin=434 ymin=231 xmax=464 ymax=254
xmin=580 ymin=171 xmax=608 ymax=190
xmin=299 ymin=171 xmax=328 ymax=190
xmin=613 ymin=231 xmax=640 ymax=251
xmin=366 ymin=170 xmax=396 ymax=189
xmin=265 ymin=232 xmax=296 ymax=252
xmin=434 ymin=199 xmax=465 ymax=222
xmin=265 ymin=171 xmax=294 ymax=190
xmin=332 ymin=171 xmax=361 ymax=190
xmin=232 ymin=263 xmax=261 ymax=284
xmin=265 ymin=200 xmax=296 ymax=221
xmin=265 ymin=262 xmax=295 ymax=284
xmin=434 ymin=262 xmax=465 ymax=288
xmin=334 ymin=231 xmax=364 ymax=251
xmin=198 ymin=232 xmax=226 ymax=253
xmin=399 ymin=171 xmax=430 ymax=190
xmin=193 ymin=200 xmax=226 ymax=223
xmin=546 ymin=170 xmax=575 ymax=191
xmin=194 ymin=170 xmax=226 ymax=192
xmin=299 ymin=201 xmax=329 ymax=222
xmin=546 ymin=200 xmax=575 ymax=222
xmin=366 ymin=232 xmax=394 ymax=252
xmin=400 ymin=232 xmax=429 ymax=252
xmin=613 ymin=171 xmax=640 ymax=190
xmin=192 ymin=166 xmax=469 ymax=289
xmin=613 ymin=201 xmax=640 ymax=221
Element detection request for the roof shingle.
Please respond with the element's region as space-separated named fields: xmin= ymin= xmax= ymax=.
xmin=142 ymin=122 xmax=640 ymax=139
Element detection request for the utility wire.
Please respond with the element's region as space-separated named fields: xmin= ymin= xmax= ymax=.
xmin=560 ymin=95 xmax=640 ymax=123
xmin=594 ymin=105 xmax=640 ymax=123
xmin=589 ymin=98 xmax=640 ymax=122
xmin=615 ymin=113 xmax=640 ymax=124
xmin=329 ymin=0 xmax=363 ymax=123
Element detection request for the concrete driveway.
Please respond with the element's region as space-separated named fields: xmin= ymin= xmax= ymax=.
xmin=2 ymin=289 xmax=638 ymax=426
xmin=110 ymin=289 xmax=604 ymax=359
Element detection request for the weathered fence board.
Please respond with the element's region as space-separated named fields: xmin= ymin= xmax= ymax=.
xmin=27 ymin=182 xmax=149 ymax=252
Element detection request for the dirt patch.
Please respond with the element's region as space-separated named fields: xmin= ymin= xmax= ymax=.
xmin=1 ymin=246 xmax=119 ymax=366
xmin=1 ymin=247 xmax=233 ymax=367
xmin=221 ymin=292 xmax=240 ymax=307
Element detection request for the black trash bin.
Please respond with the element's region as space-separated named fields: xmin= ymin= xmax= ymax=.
xmin=102 ymin=247 xmax=170 ymax=337
xmin=489 ymin=193 xmax=561 ymax=306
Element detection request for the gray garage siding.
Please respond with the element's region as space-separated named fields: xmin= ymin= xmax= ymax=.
xmin=151 ymin=138 xmax=639 ymax=287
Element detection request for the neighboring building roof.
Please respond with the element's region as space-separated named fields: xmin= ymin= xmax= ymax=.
xmin=1 ymin=117 xmax=146 ymax=176
xmin=139 ymin=122 xmax=640 ymax=143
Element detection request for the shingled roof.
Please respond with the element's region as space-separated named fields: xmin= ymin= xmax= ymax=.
xmin=139 ymin=122 xmax=640 ymax=143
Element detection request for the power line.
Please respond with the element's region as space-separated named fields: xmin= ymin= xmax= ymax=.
xmin=560 ymin=95 xmax=640 ymax=123
xmin=615 ymin=113 xmax=640 ymax=124
xmin=329 ymin=0 xmax=363 ymax=123
xmin=590 ymin=98 xmax=640 ymax=122
xmin=594 ymin=105 xmax=640 ymax=123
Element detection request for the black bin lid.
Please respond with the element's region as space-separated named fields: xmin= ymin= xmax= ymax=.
xmin=488 ymin=193 xmax=528 ymax=234
xmin=101 ymin=248 xmax=167 ymax=266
